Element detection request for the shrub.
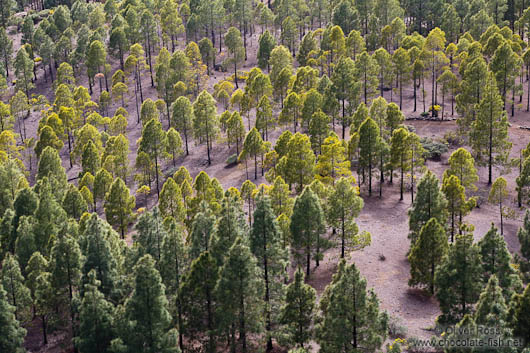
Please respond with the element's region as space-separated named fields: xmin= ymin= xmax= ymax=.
xmin=421 ymin=137 xmax=448 ymax=161
xmin=226 ymin=153 xmax=238 ymax=165
xmin=443 ymin=131 xmax=464 ymax=147
xmin=388 ymin=315 xmax=408 ymax=338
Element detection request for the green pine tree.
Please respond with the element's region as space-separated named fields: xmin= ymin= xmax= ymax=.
xmin=316 ymin=261 xmax=388 ymax=352
xmin=1 ymin=253 xmax=31 ymax=322
xmin=159 ymin=219 xmax=188 ymax=351
xmin=80 ymin=214 xmax=120 ymax=299
xmin=250 ymin=192 xmax=289 ymax=350
xmin=280 ymin=267 xmax=316 ymax=349
xmin=435 ymin=231 xmax=483 ymax=324
xmin=179 ymin=251 xmax=218 ymax=352
xmin=408 ymin=218 xmax=449 ymax=294
xmin=75 ymin=270 xmax=115 ymax=353
xmin=518 ymin=210 xmax=530 ymax=260
xmin=478 ymin=223 xmax=522 ymax=299
xmin=104 ymin=177 xmax=136 ymax=238
xmin=408 ymin=170 xmax=448 ymax=246
xmin=189 ymin=203 xmax=216 ymax=260
xmin=209 ymin=194 xmax=248 ymax=266
xmin=327 ymin=177 xmax=370 ymax=258
xmin=290 ymin=186 xmax=326 ymax=278
xmin=121 ymin=254 xmax=176 ymax=353
xmin=133 ymin=207 xmax=167 ymax=267
xmin=0 ymin=283 xmax=26 ymax=353
xmin=50 ymin=234 xmax=82 ymax=329
xmin=215 ymin=238 xmax=265 ymax=353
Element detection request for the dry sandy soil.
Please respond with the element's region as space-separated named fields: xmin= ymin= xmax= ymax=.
xmin=7 ymin=21 xmax=530 ymax=352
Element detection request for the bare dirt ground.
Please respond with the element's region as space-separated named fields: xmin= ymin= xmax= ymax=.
xmin=8 ymin=20 xmax=530 ymax=352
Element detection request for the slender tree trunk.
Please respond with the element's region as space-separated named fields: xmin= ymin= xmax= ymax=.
xmin=413 ymin=74 xmax=417 ymax=112
xmin=42 ymin=315 xmax=47 ymax=345
xmin=500 ymin=200 xmax=504 ymax=234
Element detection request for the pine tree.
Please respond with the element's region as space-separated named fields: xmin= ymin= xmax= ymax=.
xmin=159 ymin=178 xmax=185 ymax=223
xmin=121 ymin=254 xmax=175 ymax=353
xmin=171 ymin=97 xmax=193 ymax=156
xmin=139 ymin=118 xmax=166 ymax=198
xmin=0 ymin=282 xmax=26 ymax=352
xmin=94 ymin=168 xmax=112 ymax=211
xmin=512 ymin=283 xmax=530 ymax=341
xmin=290 ymin=186 xmax=326 ymax=278
xmin=392 ymin=48 xmax=411 ymax=109
xmin=36 ymin=146 xmax=68 ymax=199
xmin=81 ymin=140 xmax=101 ymax=177
xmin=474 ymin=275 xmax=507 ymax=325
xmin=456 ymin=56 xmax=488 ymax=134
xmin=331 ymin=56 xmax=358 ymax=138
xmin=300 ymin=89 xmax=322 ymax=131
xmin=390 ymin=128 xmax=421 ymax=201
xmin=226 ymin=111 xmax=245 ymax=156
xmin=159 ymin=226 xmax=186 ymax=317
xmin=359 ymin=117 xmax=382 ymax=196
xmin=25 ymin=251 xmax=47 ymax=304
xmin=315 ymin=133 xmax=351 ymax=185
xmin=443 ymin=148 xmax=479 ymax=192
xmin=104 ymin=177 xmax=135 ymax=238
xmin=328 ymin=177 xmax=370 ymax=258
xmin=268 ymin=176 xmax=294 ymax=218
xmin=435 ymin=231 xmax=483 ymax=324
xmin=278 ymin=133 xmax=316 ymax=192
xmin=489 ymin=41 xmax=521 ymax=113
xmin=408 ymin=170 xmax=448 ymax=246
xmin=80 ymin=214 xmax=120 ymax=299
xmin=14 ymin=216 xmax=37 ymax=273
xmin=478 ymin=224 xmax=522 ymax=300
xmin=165 ymin=128 xmax=183 ymax=167
xmin=179 ymin=251 xmax=218 ymax=352
xmin=192 ymin=90 xmax=219 ymax=165
xmin=35 ymin=126 xmax=64 ymax=158
xmin=216 ymin=238 xmax=264 ymax=353
xmin=34 ymin=178 xmax=68 ymax=254
xmin=442 ymin=175 xmax=475 ymax=242
xmin=50 ymin=234 xmax=82 ymax=328
xmin=308 ymin=110 xmax=330 ymax=154
xmin=518 ymin=210 xmax=530 ymax=260
xmin=210 ymin=194 xmax=247 ymax=266
xmin=75 ymin=270 xmax=115 ymax=353
xmin=189 ymin=203 xmax=216 ymax=259
xmin=250 ymin=192 xmax=288 ymax=350
xmin=224 ymin=26 xmax=245 ymax=87
xmin=317 ymin=261 xmax=388 ymax=352
xmin=239 ymin=128 xmax=264 ymax=180
xmin=14 ymin=47 xmax=34 ymax=97
xmin=62 ymin=183 xmax=88 ymax=220
xmin=297 ymin=32 xmax=316 ymax=67
xmin=488 ymin=177 xmax=509 ymax=234
xmin=279 ymin=92 xmax=302 ymax=132
xmin=133 ymin=207 xmax=167 ymax=266
xmin=374 ymin=48 xmax=392 ymax=99
xmin=281 ymin=268 xmax=316 ymax=349
xmin=86 ymin=40 xmax=108 ymax=94
xmin=408 ymin=218 xmax=448 ymax=294
xmin=1 ymin=253 xmax=31 ymax=322
xmin=470 ymin=72 xmax=511 ymax=185
xmin=34 ymin=271 xmax=54 ymax=345
xmin=256 ymin=95 xmax=274 ymax=141
xmin=355 ymin=51 xmax=380 ymax=105
xmin=517 ymin=155 xmax=530 ymax=207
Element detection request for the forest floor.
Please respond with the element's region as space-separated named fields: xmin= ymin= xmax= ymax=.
xmin=7 ymin=21 xmax=530 ymax=352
